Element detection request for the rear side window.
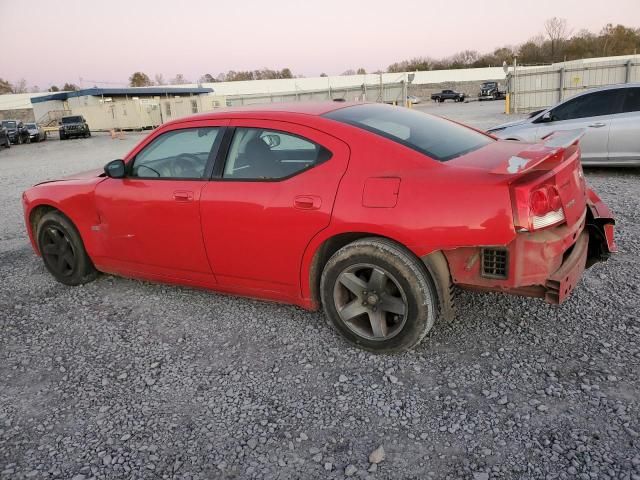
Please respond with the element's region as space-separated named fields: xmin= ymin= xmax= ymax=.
xmin=223 ymin=128 xmax=331 ymax=180
xmin=622 ymin=88 xmax=640 ymax=113
xmin=324 ymin=103 xmax=492 ymax=161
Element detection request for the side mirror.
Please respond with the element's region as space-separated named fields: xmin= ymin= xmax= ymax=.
xmin=104 ymin=159 xmax=126 ymax=178
xmin=541 ymin=111 xmax=552 ymax=122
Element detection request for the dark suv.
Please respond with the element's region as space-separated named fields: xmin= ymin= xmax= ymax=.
xmin=1 ymin=120 xmax=30 ymax=144
xmin=59 ymin=115 xmax=91 ymax=140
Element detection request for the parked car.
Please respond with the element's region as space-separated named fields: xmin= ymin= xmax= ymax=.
xmin=431 ymin=90 xmax=466 ymax=102
xmin=407 ymin=95 xmax=421 ymax=105
xmin=0 ymin=126 xmax=10 ymax=148
xmin=59 ymin=115 xmax=90 ymax=140
xmin=25 ymin=123 xmax=47 ymax=142
xmin=23 ymin=102 xmax=615 ymax=353
xmin=487 ymin=83 xmax=640 ymax=166
xmin=478 ymin=81 xmax=505 ymax=100
xmin=1 ymin=119 xmax=30 ymax=144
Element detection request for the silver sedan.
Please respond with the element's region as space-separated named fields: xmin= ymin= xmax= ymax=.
xmin=487 ymin=83 xmax=640 ymax=166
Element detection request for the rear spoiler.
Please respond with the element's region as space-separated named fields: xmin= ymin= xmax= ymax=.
xmin=491 ymin=129 xmax=585 ymax=175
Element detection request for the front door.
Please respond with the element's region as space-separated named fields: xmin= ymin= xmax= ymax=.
xmin=94 ymin=124 xmax=224 ymax=281
xmin=200 ymin=119 xmax=349 ymax=299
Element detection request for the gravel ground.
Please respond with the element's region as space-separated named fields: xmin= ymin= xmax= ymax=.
xmin=1 ymin=116 xmax=639 ymax=480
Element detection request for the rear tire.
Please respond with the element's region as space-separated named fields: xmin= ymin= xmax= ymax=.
xmin=320 ymin=237 xmax=439 ymax=353
xmin=36 ymin=211 xmax=98 ymax=286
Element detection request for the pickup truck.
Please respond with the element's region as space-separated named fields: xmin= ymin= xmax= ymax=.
xmin=430 ymin=90 xmax=466 ymax=103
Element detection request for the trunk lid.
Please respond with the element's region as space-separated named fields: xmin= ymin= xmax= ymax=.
xmin=450 ymin=130 xmax=588 ymax=230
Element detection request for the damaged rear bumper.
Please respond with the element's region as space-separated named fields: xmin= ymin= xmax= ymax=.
xmin=444 ymin=188 xmax=615 ymax=304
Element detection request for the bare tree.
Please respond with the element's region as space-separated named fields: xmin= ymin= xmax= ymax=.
xmin=154 ymin=73 xmax=165 ymax=85
xmin=544 ymin=17 xmax=569 ymax=61
xmin=170 ymin=74 xmax=189 ymax=85
xmin=12 ymin=79 xmax=28 ymax=93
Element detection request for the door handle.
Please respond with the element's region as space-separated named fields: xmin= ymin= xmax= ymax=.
xmin=294 ymin=195 xmax=321 ymax=210
xmin=589 ymin=122 xmax=606 ymax=128
xmin=173 ymin=190 xmax=194 ymax=202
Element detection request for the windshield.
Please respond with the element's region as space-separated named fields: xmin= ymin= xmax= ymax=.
xmin=62 ymin=116 xmax=83 ymax=124
xmin=26 ymin=123 xmax=37 ymax=129
xmin=482 ymin=82 xmax=497 ymax=88
xmin=2 ymin=121 xmax=16 ymax=128
xmin=325 ymin=104 xmax=492 ymax=161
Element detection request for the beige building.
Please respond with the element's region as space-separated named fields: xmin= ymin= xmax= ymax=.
xmin=30 ymin=87 xmax=219 ymax=131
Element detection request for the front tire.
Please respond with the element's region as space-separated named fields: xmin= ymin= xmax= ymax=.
xmin=36 ymin=211 xmax=98 ymax=286
xmin=320 ymin=238 xmax=438 ymax=353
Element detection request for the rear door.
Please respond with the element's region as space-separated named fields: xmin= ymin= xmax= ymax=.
xmin=608 ymin=87 xmax=640 ymax=165
xmin=535 ymin=88 xmax=624 ymax=163
xmin=200 ymin=119 xmax=349 ymax=299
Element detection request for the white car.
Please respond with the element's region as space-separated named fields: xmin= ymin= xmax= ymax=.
xmin=487 ymin=83 xmax=640 ymax=166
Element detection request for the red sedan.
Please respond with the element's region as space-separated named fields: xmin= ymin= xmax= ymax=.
xmin=22 ymin=102 xmax=616 ymax=352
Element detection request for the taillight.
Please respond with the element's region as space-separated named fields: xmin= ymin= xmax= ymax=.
xmin=529 ymin=185 xmax=565 ymax=230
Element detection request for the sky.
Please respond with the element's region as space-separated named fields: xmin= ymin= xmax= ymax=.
xmin=1 ymin=0 xmax=638 ymax=89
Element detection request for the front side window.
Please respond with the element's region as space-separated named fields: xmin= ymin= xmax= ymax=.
xmin=223 ymin=128 xmax=331 ymax=180
xmin=131 ymin=127 xmax=220 ymax=179
xmin=551 ymin=89 xmax=623 ymax=121
xmin=325 ymin=103 xmax=492 ymax=161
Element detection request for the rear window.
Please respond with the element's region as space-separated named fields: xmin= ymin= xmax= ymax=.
xmin=324 ymin=103 xmax=492 ymax=161
xmin=62 ymin=116 xmax=83 ymax=124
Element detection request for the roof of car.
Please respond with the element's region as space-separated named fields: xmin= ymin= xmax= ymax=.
xmin=171 ymin=101 xmax=359 ymax=123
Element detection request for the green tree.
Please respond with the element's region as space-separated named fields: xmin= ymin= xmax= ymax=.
xmin=48 ymin=85 xmax=60 ymax=92
xmin=62 ymin=83 xmax=79 ymax=91
xmin=356 ymin=68 xmax=367 ymax=74
xmin=129 ymin=71 xmax=152 ymax=87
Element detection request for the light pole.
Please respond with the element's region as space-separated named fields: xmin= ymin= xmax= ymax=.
xmin=512 ymin=54 xmax=519 ymax=114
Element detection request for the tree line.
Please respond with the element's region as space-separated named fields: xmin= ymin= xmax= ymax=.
xmin=127 ymin=68 xmax=296 ymax=87
xmin=387 ymin=20 xmax=639 ymax=72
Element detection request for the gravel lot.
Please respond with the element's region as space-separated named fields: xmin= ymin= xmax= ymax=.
xmin=1 ymin=109 xmax=639 ymax=480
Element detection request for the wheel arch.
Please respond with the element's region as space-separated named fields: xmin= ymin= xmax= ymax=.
xmin=304 ymin=231 xmax=455 ymax=320
xmin=28 ymin=203 xmax=72 ymax=255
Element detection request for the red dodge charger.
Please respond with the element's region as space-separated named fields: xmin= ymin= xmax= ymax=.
xmin=22 ymin=102 xmax=616 ymax=352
